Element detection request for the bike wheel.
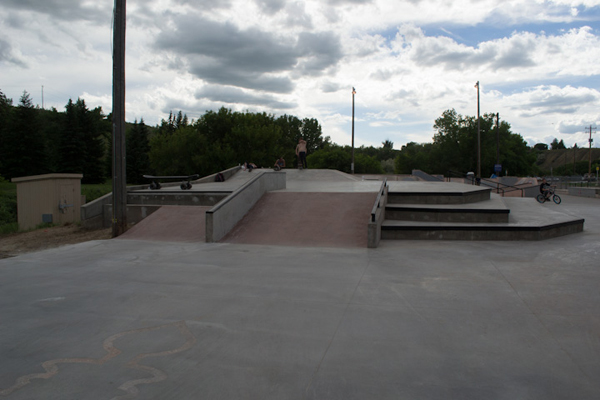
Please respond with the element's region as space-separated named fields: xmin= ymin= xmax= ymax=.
xmin=536 ymin=194 xmax=545 ymax=203
xmin=553 ymin=194 xmax=561 ymax=204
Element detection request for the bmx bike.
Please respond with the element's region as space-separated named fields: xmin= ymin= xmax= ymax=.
xmin=536 ymin=187 xmax=561 ymax=204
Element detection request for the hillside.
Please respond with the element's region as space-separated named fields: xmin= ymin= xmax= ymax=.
xmin=536 ymin=148 xmax=600 ymax=174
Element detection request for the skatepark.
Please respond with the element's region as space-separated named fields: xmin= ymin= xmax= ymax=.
xmin=1 ymin=168 xmax=599 ymax=399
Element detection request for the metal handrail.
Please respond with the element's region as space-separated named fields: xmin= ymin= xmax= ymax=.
xmin=371 ymin=178 xmax=388 ymax=222
xmin=446 ymin=170 xmax=524 ymax=197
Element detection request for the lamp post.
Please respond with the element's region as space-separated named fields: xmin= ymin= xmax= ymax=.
xmin=351 ymin=87 xmax=356 ymax=174
xmin=475 ymin=81 xmax=481 ymax=182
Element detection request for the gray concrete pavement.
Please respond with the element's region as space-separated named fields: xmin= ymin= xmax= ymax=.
xmin=1 ymin=195 xmax=599 ymax=399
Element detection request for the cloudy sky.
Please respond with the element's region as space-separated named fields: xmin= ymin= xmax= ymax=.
xmin=1 ymin=0 xmax=600 ymax=149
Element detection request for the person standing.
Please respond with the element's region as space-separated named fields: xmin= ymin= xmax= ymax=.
xmin=296 ymin=138 xmax=307 ymax=169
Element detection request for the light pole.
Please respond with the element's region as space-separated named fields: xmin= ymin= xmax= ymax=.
xmin=351 ymin=87 xmax=356 ymax=174
xmin=475 ymin=81 xmax=481 ymax=182
xmin=496 ymin=113 xmax=500 ymax=176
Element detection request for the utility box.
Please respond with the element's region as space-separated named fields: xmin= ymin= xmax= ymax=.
xmin=11 ymin=173 xmax=83 ymax=231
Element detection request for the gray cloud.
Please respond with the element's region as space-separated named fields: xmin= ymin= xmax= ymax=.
xmin=516 ymin=91 xmax=598 ymax=116
xmin=326 ymin=0 xmax=373 ymax=4
xmin=255 ymin=0 xmax=286 ymax=15
xmin=410 ymin=35 xmax=536 ymax=72
xmin=195 ymin=85 xmax=296 ymax=109
xmin=154 ymin=15 xmax=343 ymax=93
xmin=0 ymin=38 xmax=27 ymax=68
xmin=321 ymin=81 xmax=341 ymax=93
xmin=557 ymin=121 xmax=594 ymax=135
xmin=2 ymin=0 xmax=110 ymax=23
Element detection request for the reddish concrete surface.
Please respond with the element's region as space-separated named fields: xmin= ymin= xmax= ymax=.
xmin=222 ymin=192 xmax=377 ymax=248
xmin=118 ymin=206 xmax=210 ymax=242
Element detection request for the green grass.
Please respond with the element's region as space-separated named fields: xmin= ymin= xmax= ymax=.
xmin=0 ymin=180 xmax=17 ymax=233
xmin=82 ymin=180 xmax=113 ymax=202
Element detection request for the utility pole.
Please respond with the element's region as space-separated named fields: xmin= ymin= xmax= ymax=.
xmin=475 ymin=81 xmax=481 ymax=181
xmin=112 ymin=0 xmax=127 ymax=237
xmin=586 ymin=125 xmax=596 ymax=176
xmin=41 ymin=85 xmax=44 ymax=109
xmin=351 ymin=87 xmax=356 ymax=174
xmin=573 ymin=143 xmax=577 ymax=175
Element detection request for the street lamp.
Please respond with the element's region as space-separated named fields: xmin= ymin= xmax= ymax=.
xmin=351 ymin=87 xmax=356 ymax=174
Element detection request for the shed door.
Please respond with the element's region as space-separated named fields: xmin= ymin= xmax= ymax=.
xmin=59 ymin=184 xmax=76 ymax=224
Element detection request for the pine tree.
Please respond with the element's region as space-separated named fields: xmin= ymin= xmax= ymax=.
xmin=0 ymin=90 xmax=14 ymax=178
xmin=126 ymin=119 xmax=150 ymax=184
xmin=1 ymin=92 xmax=48 ymax=178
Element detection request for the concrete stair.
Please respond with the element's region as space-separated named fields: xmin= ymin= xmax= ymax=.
xmin=381 ymin=185 xmax=584 ymax=241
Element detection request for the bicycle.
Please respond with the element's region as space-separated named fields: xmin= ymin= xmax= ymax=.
xmin=536 ymin=187 xmax=561 ymax=204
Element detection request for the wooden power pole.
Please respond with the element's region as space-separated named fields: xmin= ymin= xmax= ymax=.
xmin=112 ymin=0 xmax=127 ymax=237
xmin=587 ymin=125 xmax=596 ymax=176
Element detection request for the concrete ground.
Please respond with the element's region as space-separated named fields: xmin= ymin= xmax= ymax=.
xmin=1 ymin=173 xmax=599 ymax=399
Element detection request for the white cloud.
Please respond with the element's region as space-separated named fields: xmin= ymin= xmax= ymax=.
xmin=1 ymin=0 xmax=599 ymax=151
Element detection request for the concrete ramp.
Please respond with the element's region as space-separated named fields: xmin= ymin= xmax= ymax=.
xmin=118 ymin=205 xmax=210 ymax=242
xmin=222 ymin=192 xmax=377 ymax=247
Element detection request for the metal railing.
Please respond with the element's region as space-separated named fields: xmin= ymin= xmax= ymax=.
xmin=445 ymin=170 xmax=525 ymax=197
xmin=371 ymin=178 xmax=388 ymax=222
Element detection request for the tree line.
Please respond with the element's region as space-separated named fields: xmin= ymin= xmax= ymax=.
xmin=0 ymin=90 xmax=108 ymax=183
xmin=1 ymin=88 xmax=544 ymax=185
xmin=395 ymin=109 xmax=536 ymax=177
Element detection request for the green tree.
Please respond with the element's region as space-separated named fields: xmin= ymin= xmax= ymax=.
xmin=551 ymin=138 xmax=566 ymax=150
xmin=0 ymin=90 xmax=14 ymax=177
xmin=394 ymin=142 xmax=433 ymax=174
xmin=1 ymin=92 xmax=48 ymax=179
xmin=58 ymin=98 xmax=106 ymax=183
xmin=428 ymin=109 xmax=535 ymax=177
xmin=126 ymin=119 xmax=151 ymax=184
xmin=308 ymin=145 xmax=351 ymax=172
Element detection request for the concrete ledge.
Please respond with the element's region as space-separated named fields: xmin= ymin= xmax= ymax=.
xmin=388 ymin=189 xmax=490 ymax=204
xmin=385 ymin=204 xmax=509 ymax=223
xmin=127 ymin=192 xmax=228 ymax=206
xmin=568 ymin=187 xmax=600 ymax=198
xmin=206 ymin=171 xmax=286 ymax=242
xmin=104 ymin=205 xmax=162 ymax=227
xmin=80 ymin=167 xmax=240 ymax=228
xmin=381 ymin=219 xmax=584 ymax=240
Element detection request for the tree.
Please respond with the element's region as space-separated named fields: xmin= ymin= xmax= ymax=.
xmin=126 ymin=119 xmax=151 ymax=184
xmin=1 ymin=92 xmax=48 ymax=179
xmin=394 ymin=142 xmax=433 ymax=174
xmin=551 ymin=138 xmax=566 ymax=150
xmin=58 ymin=98 xmax=106 ymax=183
xmin=0 ymin=90 xmax=14 ymax=177
xmin=429 ymin=109 xmax=535 ymax=177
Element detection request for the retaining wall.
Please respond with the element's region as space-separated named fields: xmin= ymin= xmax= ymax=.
xmin=206 ymin=171 xmax=286 ymax=242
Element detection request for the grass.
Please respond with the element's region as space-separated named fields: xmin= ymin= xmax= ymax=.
xmin=82 ymin=180 xmax=113 ymax=202
xmin=0 ymin=179 xmax=17 ymax=234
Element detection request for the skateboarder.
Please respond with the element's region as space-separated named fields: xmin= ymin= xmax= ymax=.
xmin=296 ymin=138 xmax=307 ymax=169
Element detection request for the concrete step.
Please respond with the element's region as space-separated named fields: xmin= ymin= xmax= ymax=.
xmin=381 ymin=198 xmax=584 ymax=241
xmin=386 ymin=196 xmax=509 ymax=223
xmin=387 ymin=182 xmax=491 ymax=205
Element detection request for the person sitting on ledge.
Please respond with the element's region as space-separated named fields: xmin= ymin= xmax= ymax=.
xmin=274 ymin=156 xmax=286 ymax=171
